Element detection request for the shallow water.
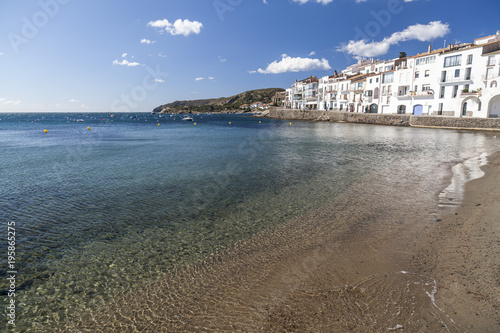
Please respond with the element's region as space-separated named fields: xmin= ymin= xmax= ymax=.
xmin=0 ymin=113 xmax=498 ymax=331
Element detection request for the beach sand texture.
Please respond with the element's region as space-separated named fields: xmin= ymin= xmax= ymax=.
xmin=63 ymin=154 xmax=500 ymax=332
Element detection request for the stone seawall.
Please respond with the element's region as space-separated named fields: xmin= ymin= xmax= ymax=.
xmin=268 ymin=108 xmax=500 ymax=131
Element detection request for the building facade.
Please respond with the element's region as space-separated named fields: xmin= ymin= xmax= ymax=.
xmin=287 ymin=31 xmax=500 ymax=118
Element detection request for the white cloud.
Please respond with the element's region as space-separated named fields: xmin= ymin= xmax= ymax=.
xmin=339 ymin=21 xmax=450 ymax=58
xmin=255 ymin=55 xmax=331 ymax=74
xmin=141 ymin=39 xmax=156 ymax=44
xmin=0 ymin=52 xmax=4 ymax=56
xmin=113 ymin=59 xmax=142 ymax=67
xmin=308 ymin=51 xmax=316 ymax=56
xmin=208 ymin=76 xmax=215 ymax=80
xmin=195 ymin=77 xmax=204 ymax=81
xmin=122 ymin=53 xmax=127 ymax=58
xmin=219 ymin=56 xmax=227 ymax=63
xmin=263 ymin=0 xmax=268 ymax=3
xmin=159 ymin=52 xmax=167 ymax=58
xmin=2 ymin=99 xmax=21 ymax=105
xmin=292 ymin=0 xmax=334 ymax=4
xmin=148 ymin=19 xmax=203 ymax=37
xmin=155 ymin=78 xmax=165 ymax=83
xmin=69 ymin=99 xmax=80 ymax=103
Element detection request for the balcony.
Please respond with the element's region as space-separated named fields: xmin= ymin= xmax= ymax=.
xmin=439 ymin=75 xmax=473 ymax=84
xmin=482 ymin=74 xmax=500 ymax=81
xmin=413 ymin=91 xmax=434 ymax=98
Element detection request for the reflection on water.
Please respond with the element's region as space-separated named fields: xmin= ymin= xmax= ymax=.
xmin=0 ymin=114 xmax=498 ymax=331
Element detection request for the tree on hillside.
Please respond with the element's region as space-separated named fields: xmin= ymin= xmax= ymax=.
xmin=399 ymin=52 xmax=407 ymax=59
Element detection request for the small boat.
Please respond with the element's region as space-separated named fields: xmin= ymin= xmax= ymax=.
xmin=76 ymin=119 xmax=84 ymax=122
xmin=181 ymin=116 xmax=194 ymax=121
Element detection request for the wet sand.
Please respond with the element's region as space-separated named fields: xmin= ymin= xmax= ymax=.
xmin=63 ymin=154 xmax=500 ymax=332
xmin=413 ymin=152 xmax=500 ymax=332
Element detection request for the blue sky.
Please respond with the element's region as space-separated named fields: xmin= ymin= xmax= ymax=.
xmin=1 ymin=0 xmax=499 ymax=112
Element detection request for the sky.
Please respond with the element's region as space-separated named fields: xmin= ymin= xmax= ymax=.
xmin=0 ymin=0 xmax=499 ymax=113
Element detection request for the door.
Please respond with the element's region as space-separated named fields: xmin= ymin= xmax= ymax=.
xmin=370 ymin=104 xmax=378 ymax=113
xmin=413 ymin=105 xmax=423 ymax=115
xmin=462 ymin=102 xmax=467 ymax=116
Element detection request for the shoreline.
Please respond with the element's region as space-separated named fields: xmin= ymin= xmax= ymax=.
xmin=412 ymin=151 xmax=500 ymax=332
xmin=62 ymin=147 xmax=500 ymax=332
xmin=266 ymin=108 xmax=500 ymax=131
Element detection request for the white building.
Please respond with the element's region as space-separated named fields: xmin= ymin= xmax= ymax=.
xmin=286 ymin=31 xmax=500 ymax=118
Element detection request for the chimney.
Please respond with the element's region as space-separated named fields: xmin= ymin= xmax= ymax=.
xmin=428 ymin=44 xmax=432 ymax=53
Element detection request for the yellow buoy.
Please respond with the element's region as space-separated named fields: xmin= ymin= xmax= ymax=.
xmin=229 ymin=122 xmax=231 ymax=125
xmin=194 ymin=122 xmax=197 ymax=125
xmin=44 ymin=129 xmax=48 ymax=133
xmin=290 ymin=122 xmax=292 ymax=125
xmin=158 ymin=123 xmax=160 ymax=126
xmin=87 ymin=126 xmax=91 ymax=130
xmin=259 ymin=121 xmax=261 ymax=123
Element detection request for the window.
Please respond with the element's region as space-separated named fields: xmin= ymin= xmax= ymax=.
xmin=455 ymin=69 xmax=460 ymax=78
xmin=416 ymin=55 xmax=436 ymax=66
xmin=467 ymin=54 xmax=473 ymax=65
xmin=488 ymin=55 xmax=495 ymax=66
xmin=382 ymin=72 xmax=394 ymax=83
xmin=382 ymin=86 xmax=386 ymax=95
xmin=444 ymin=55 xmax=462 ymax=67
xmin=439 ymin=103 xmax=443 ymax=113
xmin=441 ymin=71 xmax=447 ymax=83
xmin=440 ymin=86 xmax=445 ymax=98
xmin=465 ymin=67 xmax=472 ymax=80
xmin=365 ymin=90 xmax=373 ymax=97
xmin=376 ymin=78 xmax=379 ymax=83
xmin=414 ymin=85 xmax=418 ymax=92
xmin=453 ymin=85 xmax=459 ymax=98
xmin=387 ymin=96 xmax=391 ymax=103
xmin=415 ymin=71 xmax=420 ymax=79
xmin=422 ymin=84 xmax=431 ymax=91
xmin=425 ymin=70 xmax=430 ymax=77
xmin=369 ymin=79 xmax=372 ymax=84
xmin=464 ymin=84 xmax=470 ymax=91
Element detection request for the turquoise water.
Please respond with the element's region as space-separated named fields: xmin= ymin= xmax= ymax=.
xmin=0 ymin=113 xmax=499 ymax=331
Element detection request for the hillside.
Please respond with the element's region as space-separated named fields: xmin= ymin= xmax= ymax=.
xmin=152 ymin=88 xmax=284 ymax=114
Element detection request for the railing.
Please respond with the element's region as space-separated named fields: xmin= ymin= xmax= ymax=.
xmin=439 ymin=75 xmax=473 ymax=83
xmin=482 ymin=74 xmax=500 ymax=81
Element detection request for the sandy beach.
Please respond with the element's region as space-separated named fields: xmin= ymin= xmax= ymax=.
xmin=413 ymin=152 xmax=500 ymax=332
xmin=64 ymin=152 xmax=500 ymax=332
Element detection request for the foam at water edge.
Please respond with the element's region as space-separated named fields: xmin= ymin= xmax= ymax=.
xmin=438 ymin=152 xmax=490 ymax=209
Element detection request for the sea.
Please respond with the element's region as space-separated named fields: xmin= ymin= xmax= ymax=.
xmin=0 ymin=112 xmax=498 ymax=331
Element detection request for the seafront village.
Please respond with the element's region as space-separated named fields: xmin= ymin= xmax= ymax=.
xmin=277 ymin=31 xmax=500 ymax=119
